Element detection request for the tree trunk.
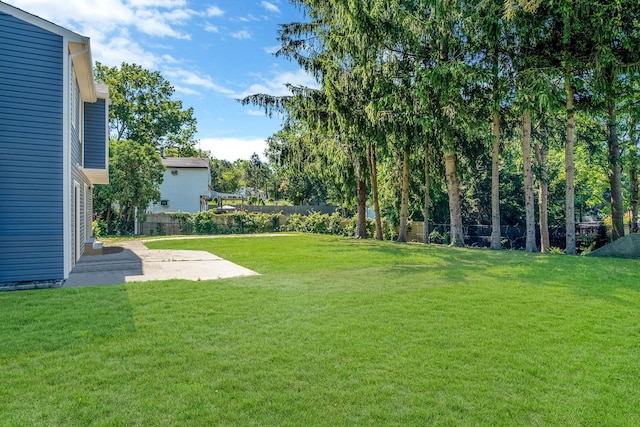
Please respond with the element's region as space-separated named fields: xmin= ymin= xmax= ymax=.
xmin=356 ymin=177 xmax=367 ymax=239
xmin=565 ymin=66 xmax=576 ymax=255
xmin=490 ymin=109 xmax=501 ymax=249
xmin=606 ymin=72 xmax=624 ymax=241
xmin=630 ymin=118 xmax=639 ymax=233
xmin=535 ymin=142 xmax=550 ymax=253
xmin=397 ymin=145 xmax=410 ymax=243
xmin=444 ymin=149 xmax=464 ymax=247
xmin=631 ymin=155 xmax=639 ymax=234
xmin=368 ymin=143 xmax=383 ymax=240
xmin=523 ymin=110 xmax=538 ymax=253
xmin=423 ymin=141 xmax=431 ymax=244
xmin=356 ymin=156 xmax=368 ymax=239
xmin=490 ymin=28 xmax=501 ymax=250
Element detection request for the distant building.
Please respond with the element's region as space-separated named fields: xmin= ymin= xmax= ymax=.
xmin=149 ymin=157 xmax=211 ymax=214
xmin=0 ymin=1 xmax=109 ymax=284
xmin=237 ymin=186 xmax=268 ymax=202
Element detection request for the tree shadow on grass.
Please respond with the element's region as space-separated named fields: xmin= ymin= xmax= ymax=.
xmin=0 ymin=285 xmax=136 ymax=356
xmin=518 ymin=254 xmax=640 ymax=306
xmin=333 ymin=238 xmax=640 ymax=304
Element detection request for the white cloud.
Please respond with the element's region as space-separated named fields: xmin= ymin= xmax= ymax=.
xmin=199 ymin=138 xmax=267 ymax=161
xmin=238 ymin=69 xmax=320 ymax=98
xmin=247 ymin=109 xmax=266 ymax=116
xmin=163 ymin=8 xmax=198 ymax=22
xmin=206 ymin=5 xmax=224 ymax=17
xmin=92 ymin=33 xmax=164 ymax=69
xmin=232 ymin=14 xmax=260 ymax=23
xmin=173 ymin=85 xmax=200 ymax=95
xmin=231 ymin=30 xmax=251 ymax=39
xmin=261 ymin=1 xmax=280 ymax=14
xmin=127 ymin=0 xmax=186 ymax=7
xmin=135 ymin=9 xmax=191 ymax=39
xmin=204 ymin=23 xmax=219 ymax=33
xmin=3 ymin=0 xmax=198 ymax=72
xmin=161 ymin=54 xmax=180 ymax=64
xmin=162 ymin=69 xmax=236 ymax=96
xmin=5 ymin=0 xmax=194 ymax=39
xmin=263 ymin=45 xmax=281 ymax=55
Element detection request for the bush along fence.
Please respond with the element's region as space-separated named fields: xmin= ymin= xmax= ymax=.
xmin=137 ymin=212 xmax=609 ymax=252
xmin=140 ymin=211 xmax=361 ymax=236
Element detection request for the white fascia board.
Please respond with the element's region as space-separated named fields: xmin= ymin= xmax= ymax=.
xmin=69 ymin=40 xmax=97 ymax=103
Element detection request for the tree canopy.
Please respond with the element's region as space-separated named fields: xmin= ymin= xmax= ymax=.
xmin=241 ymin=0 xmax=640 ymax=251
xmin=94 ymin=62 xmax=198 ymax=155
xmin=93 ymin=139 xmax=165 ymax=234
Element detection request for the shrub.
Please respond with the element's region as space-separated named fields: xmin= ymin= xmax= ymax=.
xmin=284 ymin=211 xmax=353 ymax=236
xmin=169 ymin=212 xmax=194 ymax=235
xmin=429 ymin=229 xmax=448 ymax=245
xmin=306 ymin=211 xmax=329 ymax=234
xmin=327 ymin=212 xmax=345 ymax=235
xmin=231 ymin=211 xmax=281 ymax=233
xmin=92 ymin=219 xmax=107 ymax=239
xmin=193 ymin=211 xmax=220 ymax=234
xmin=339 ymin=215 xmax=375 ymax=238
xmin=284 ymin=214 xmax=306 ymax=232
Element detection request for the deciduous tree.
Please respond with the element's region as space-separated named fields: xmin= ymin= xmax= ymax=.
xmin=94 ymin=62 xmax=198 ymax=153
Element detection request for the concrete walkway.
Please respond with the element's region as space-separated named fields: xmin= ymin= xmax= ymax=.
xmin=64 ymin=240 xmax=259 ymax=287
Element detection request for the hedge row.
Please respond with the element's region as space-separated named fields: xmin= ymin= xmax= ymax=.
xmin=159 ymin=211 xmax=365 ymax=237
xmin=166 ymin=211 xmax=281 ymax=235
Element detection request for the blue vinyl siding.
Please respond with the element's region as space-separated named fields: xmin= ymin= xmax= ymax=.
xmin=84 ymin=99 xmax=107 ymax=169
xmin=0 ymin=11 xmax=64 ymax=283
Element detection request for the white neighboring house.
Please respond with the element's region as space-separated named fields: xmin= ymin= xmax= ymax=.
xmin=149 ymin=157 xmax=211 ymax=214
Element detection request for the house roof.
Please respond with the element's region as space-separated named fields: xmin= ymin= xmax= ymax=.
xmin=0 ymin=1 xmax=84 ymax=40
xmin=0 ymin=1 xmax=97 ymax=102
xmin=162 ymin=157 xmax=210 ymax=169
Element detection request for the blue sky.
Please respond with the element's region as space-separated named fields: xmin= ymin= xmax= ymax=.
xmin=4 ymin=0 xmax=316 ymax=161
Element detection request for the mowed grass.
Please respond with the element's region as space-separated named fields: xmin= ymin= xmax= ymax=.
xmin=1 ymin=235 xmax=639 ymax=426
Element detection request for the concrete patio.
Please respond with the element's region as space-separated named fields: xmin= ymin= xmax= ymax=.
xmin=63 ymin=240 xmax=259 ymax=287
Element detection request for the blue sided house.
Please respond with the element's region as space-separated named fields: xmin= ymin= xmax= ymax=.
xmin=0 ymin=1 xmax=109 ymax=285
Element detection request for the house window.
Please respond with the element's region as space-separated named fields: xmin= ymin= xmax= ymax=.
xmin=160 ymin=200 xmax=169 ymax=206
xmin=171 ymin=170 xmax=178 ymax=176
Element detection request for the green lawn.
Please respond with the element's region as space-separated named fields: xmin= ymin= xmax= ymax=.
xmin=1 ymin=234 xmax=639 ymax=426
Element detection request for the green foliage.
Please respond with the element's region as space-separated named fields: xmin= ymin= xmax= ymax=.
xmin=92 ymin=219 xmax=107 ymax=239
xmin=168 ymin=212 xmax=195 ymax=235
xmin=284 ymin=212 xmax=357 ymax=236
xmin=94 ymin=139 xmax=164 ymax=234
xmin=239 ymin=0 xmax=640 ymax=251
xmin=166 ymin=211 xmax=283 ymax=235
xmin=210 ymin=158 xmax=243 ymax=193
xmin=94 ymin=62 xmax=197 ymax=153
xmin=429 ymin=229 xmax=449 ymax=245
xmin=192 ymin=211 xmax=220 ymax=235
xmin=231 ymin=211 xmax=280 ymax=234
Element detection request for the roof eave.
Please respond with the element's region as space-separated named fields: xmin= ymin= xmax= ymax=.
xmin=82 ymin=168 xmax=109 ymax=185
xmin=69 ymin=40 xmax=97 ymax=103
